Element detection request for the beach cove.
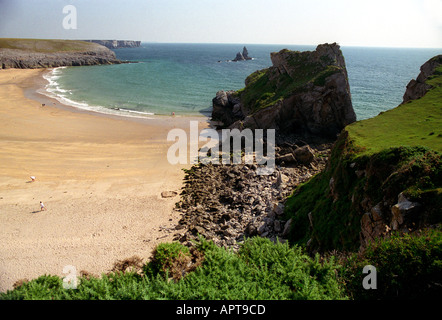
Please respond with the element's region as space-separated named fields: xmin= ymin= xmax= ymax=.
xmin=0 ymin=68 xmax=208 ymax=292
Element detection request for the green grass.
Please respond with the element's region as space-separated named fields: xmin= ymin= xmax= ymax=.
xmin=0 ymin=38 xmax=100 ymax=53
xmin=347 ymin=65 xmax=442 ymax=155
xmin=284 ymin=61 xmax=442 ymax=252
xmin=2 ymin=230 xmax=441 ymax=300
xmin=0 ymin=237 xmax=348 ymax=300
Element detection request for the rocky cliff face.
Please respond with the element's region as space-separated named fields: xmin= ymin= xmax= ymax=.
xmin=0 ymin=41 xmax=122 ymax=69
xmin=212 ymin=43 xmax=356 ymax=138
xmin=284 ymin=55 xmax=442 ymax=252
xmin=83 ymin=40 xmax=141 ymax=49
xmin=402 ymin=55 xmax=442 ymax=103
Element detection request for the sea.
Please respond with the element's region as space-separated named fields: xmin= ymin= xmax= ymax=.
xmin=41 ymin=43 xmax=441 ymax=121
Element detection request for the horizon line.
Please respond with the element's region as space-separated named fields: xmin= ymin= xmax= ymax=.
xmin=1 ymin=37 xmax=441 ymax=50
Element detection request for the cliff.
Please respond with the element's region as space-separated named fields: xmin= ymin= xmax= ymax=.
xmin=83 ymin=40 xmax=141 ymax=49
xmin=402 ymin=55 xmax=442 ymax=103
xmin=212 ymin=43 xmax=356 ymax=138
xmin=284 ymin=55 xmax=442 ymax=252
xmin=0 ymin=38 xmax=122 ymax=69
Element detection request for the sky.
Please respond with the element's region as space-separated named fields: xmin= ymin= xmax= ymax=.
xmin=0 ymin=0 xmax=441 ymax=48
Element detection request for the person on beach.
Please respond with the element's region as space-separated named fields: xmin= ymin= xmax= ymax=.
xmin=30 ymin=176 xmax=36 ymax=182
xmin=40 ymin=201 xmax=46 ymax=211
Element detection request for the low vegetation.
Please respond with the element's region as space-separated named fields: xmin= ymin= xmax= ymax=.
xmin=1 ymin=229 xmax=440 ymax=300
xmin=284 ymin=143 xmax=441 ymax=251
xmin=0 ymin=237 xmax=347 ymax=300
xmin=340 ymin=227 xmax=442 ymax=300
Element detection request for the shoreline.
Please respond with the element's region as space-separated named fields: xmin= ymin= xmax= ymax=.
xmin=23 ymin=67 xmax=210 ymax=127
xmin=0 ymin=68 xmax=209 ymax=292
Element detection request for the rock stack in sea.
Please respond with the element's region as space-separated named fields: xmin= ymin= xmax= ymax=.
xmin=232 ymin=46 xmax=253 ymax=62
xmin=213 ymin=43 xmax=356 ymax=138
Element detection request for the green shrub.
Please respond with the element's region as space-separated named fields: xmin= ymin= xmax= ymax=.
xmin=339 ymin=227 xmax=442 ymax=299
xmin=143 ymin=242 xmax=191 ymax=279
xmin=0 ymin=237 xmax=348 ymax=300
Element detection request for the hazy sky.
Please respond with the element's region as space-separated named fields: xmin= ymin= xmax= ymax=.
xmin=0 ymin=0 xmax=441 ymax=48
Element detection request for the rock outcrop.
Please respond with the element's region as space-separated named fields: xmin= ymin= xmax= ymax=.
xmin=402 ymin=55 xmax=442 ymax=103
xmin=283 ymin=54 xmax=442 ymax=252
xmin=83 ymin=40 xmax=141 ymax=49
xmin=0 ymin=40 xmax=123 ymax=69
xmin=212 ymin=43 xmax=356 ymax=138
xmin=173 ymin=142 xmax=332 ymax=249
xmin=232 ymin=46 xmax=252 ymax=62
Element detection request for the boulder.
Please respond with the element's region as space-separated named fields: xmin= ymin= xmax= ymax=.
xmin=211 ymin=90 xmax=238 ymax=126
xmin=276 ymin=153 xmax=296 ymax=164
xmin=282 ymin=218 xmax=293 ymax=238
xmin=294 ymin=145 xmax=315 ymax=164
xmin=391 ymin=193 xmax=422 ymax=230
xmin=402 ymin=55 xmax=442 ymax=103
xmin=360 ymin=203 xmax=387 ymax=247
xmin=161 ymin=191 xmax=178 ymax=198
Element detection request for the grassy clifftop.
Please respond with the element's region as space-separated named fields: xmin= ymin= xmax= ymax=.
xmin=284 ymin=56 xmax=442 ymax=252
xmin=348 ymin=63 xmax=442 ymax=155
xmin=0 ymin=38 xmax=121 ymax=69
xmin=0 ymin=38 xmax=102 ymax=53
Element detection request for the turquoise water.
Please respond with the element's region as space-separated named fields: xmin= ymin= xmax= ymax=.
xmin=43 ymin=43 xmax=441 ymax=120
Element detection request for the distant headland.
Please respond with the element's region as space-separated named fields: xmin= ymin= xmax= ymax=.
xmin=0 ymin=38 xmax=125 ymax=69
xmin=82 ymin=40 xmax=141 ymax=49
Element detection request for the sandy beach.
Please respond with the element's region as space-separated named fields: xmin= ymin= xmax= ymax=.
xmin=0 ymin=68 xmax=209 ymax=292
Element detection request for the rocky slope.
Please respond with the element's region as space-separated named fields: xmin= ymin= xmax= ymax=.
xmin=0 ymin=39 xmax=122 ymax=69
xmin=212 ymin=43 xmax=356 ymax=138
xmin=172 ymin=43 xmax=358 ymax=249
xmin=172 ymin=140 xmax=332 ymax=249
